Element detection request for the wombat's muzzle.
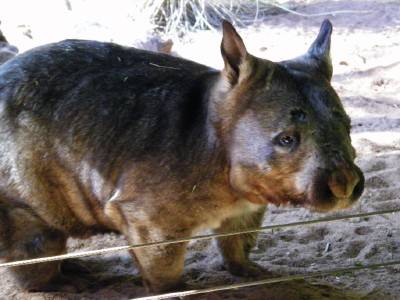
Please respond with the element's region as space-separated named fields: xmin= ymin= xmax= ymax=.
xmin=328 ymin=163 xmax=364 ymax=201
xmin=311 ymin=164 xmax=364 ymax=210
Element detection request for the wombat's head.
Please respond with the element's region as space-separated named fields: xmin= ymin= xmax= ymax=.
xmin=212 ymin=20 xmax=364 ymax=212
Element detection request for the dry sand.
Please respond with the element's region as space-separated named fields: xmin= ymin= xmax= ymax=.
xmin=0 ymin=0 xmax=400 ymax=299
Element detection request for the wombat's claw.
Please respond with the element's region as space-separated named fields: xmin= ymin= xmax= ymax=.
xmin=225 ymin=261 xmax=269 ymax=278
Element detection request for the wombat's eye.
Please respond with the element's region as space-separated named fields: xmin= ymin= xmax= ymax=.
xmin=279 ymin=135 xmax=295 ymax=146
xmin=274 ymin=132 xmax=299 ymax=149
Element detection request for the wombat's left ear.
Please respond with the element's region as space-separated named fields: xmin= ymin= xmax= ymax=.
xmin=307 ymin=19 xmax=333 ymax=80
xmin=221 ymin=20 xmax=248 ymax=85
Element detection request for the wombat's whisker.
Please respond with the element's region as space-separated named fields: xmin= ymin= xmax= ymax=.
xmin=1 ymin=207 xmax=399 ymax=269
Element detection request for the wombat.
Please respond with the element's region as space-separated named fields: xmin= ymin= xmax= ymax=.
xmin=0 ymin=20 xmax=364 ymax=293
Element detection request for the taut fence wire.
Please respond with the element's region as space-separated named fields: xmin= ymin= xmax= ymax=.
xmin=132 ymin=259 xmax=400 ymax=299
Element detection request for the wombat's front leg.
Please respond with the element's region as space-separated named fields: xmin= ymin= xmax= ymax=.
xmin=215 ymin=207 xmax=267 ymax=277
xmin=131 ymin=238 xmax=187 ymax=292
xmin=106 ymin=200 xmax=189 ymax=293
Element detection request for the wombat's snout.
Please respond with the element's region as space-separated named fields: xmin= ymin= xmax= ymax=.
xmin=327 ymin=164 xmax=364 ymax=203
xmin=311 ymin=163 xmax=364 ymax=211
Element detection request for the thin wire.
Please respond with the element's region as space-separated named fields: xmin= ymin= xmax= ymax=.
xmin=1 ymin=207 xmax=399 ymax=268
xmin=132 ymin=259 xmax=400 ymax=300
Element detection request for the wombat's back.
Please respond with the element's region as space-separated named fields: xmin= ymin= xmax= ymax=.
xmin=0 ymin=40 xmax=217 ymax=164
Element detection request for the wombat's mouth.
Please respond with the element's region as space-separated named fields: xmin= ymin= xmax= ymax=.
xmin=246 ymin=186 xmax=307 ymax=209
xmin=259 ymin=167 xmax=365 ymax=212
xmin=233 ymin=164 xmax=364 ymax=212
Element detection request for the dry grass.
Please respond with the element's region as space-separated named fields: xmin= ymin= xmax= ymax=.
xmin=135 ymin=0 xmax=293 ymax=36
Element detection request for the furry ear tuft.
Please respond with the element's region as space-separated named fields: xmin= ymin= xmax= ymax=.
xmin=307 ymin=19 xmax=333 ymax=80
xmin=221 ymin=20 xmax=248 ymax=85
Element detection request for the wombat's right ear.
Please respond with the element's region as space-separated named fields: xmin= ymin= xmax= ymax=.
xmin=221 ymin=20 xmax=248 ymax=85
xmin=0 ymin=30 xmax=7 ymax=43
xmin=307 ymin=19 xmax=333 ymax=80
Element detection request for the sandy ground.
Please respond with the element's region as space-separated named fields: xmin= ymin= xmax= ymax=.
xmin=1 ymin=0 xmax=400 ymax=299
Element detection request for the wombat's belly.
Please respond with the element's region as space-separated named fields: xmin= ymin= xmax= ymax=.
xmin=0 ymin=121 xmax=253 ymax=240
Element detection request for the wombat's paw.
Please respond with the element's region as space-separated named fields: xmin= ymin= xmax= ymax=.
xmin=225 ymin=260 xmax=269 ymax=278
xmin=61 ymin=260 xmax=142 ymax=291
xmin=26 ymin=260 xmax=98 ymax=292
xmin=27 ymin=273 xmax=90 ymax=293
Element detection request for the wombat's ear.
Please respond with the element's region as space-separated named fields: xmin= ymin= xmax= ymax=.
xmin=0 ymin=30 xmax=7 ymax=43
xmin=307 ymin=19 xmax=333 ymax=80
xmin=221 ymin=20 xmax=248 ymax=85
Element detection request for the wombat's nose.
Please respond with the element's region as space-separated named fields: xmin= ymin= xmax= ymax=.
xmin=328 ymin=165 xmax=360 ymax=199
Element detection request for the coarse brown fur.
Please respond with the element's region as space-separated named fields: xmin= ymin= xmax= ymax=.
xmin=0 ymin=20 xmax=363 ymax=294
